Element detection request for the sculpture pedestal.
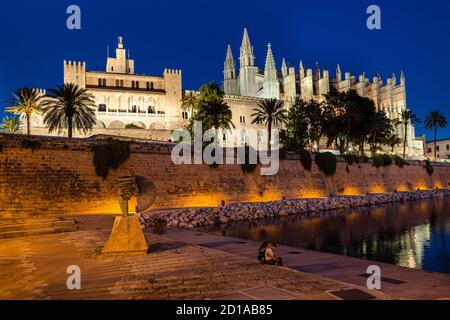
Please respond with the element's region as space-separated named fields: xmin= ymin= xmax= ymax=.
xmin=102 ymin=215 xmax=148 ymax=255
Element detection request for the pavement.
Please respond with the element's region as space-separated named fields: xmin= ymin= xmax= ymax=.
xmin=0 ymin=215 xmax=448 ymax=300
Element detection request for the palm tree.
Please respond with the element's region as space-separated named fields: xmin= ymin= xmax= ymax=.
xmin=400 ymin=109 xmax=421 ymax=159
xmin=42 ymin=83 xmax=96 ymax=138
xmin=0 ymin=116 xmax=22 ymax=134
xmin=384 ymin=132 xmax=403 ymax=153
xmin=6 ymin=88 xmax=43 ymax=135
xmin=180 ymin=91 xmax=198 ymax=118
xmin=424 ymin=110 xmax=448 ymax=160
xmin=251 ymin=99 xmax=287 ymax=152
xmin=196 ymin=98 xmax=234 ymax=145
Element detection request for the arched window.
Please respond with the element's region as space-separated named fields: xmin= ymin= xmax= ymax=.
xmin=98 ymin=104 xmax=107 ymax=112
xmin=135 ymin=81 xmax=139 ymax=89
xmin=116 ymin=79 xmax=120 ymax=87
xmin=102 ymin=79 xmax=106 ymax=86
xmin=120 ymin=80 xmax=124 ymax=87
xmin=150 ymin=82 xmax=154 ymax=90
xmin=182 ymin=111 xmax=188 ymax=120
xmin=148 ymin=106 xmax=155 ymax=113
xmin=131 ymin=81 xmax=135 ymax=88
xmin=146 ymin=82 xmax=150 ymax=90
xmin=130 ymin=105 xmax=137 ymax=113
xmin=98 ymin=78 xmax=102 ymax=86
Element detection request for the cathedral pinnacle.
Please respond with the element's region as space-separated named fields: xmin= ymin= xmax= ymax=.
xmin=281 ymin=58 xmax=288 ymax=77
xmin=264 ymin=43 xmax=277 ymax=80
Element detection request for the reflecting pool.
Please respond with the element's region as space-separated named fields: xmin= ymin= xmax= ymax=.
xmin=201 ymin=198 xmax=450 ymax=274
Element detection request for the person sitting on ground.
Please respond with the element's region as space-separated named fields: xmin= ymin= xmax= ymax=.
xmin=264 ymin=243 xmax=283 ymax=266
xmin=257 ymin=242 xmax=268 ymax=263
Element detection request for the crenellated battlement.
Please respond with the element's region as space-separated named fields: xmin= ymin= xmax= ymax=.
xmin=163 ymin=68 xmax=182 ymax=75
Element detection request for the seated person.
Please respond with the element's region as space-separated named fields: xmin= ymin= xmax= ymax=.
xmin=260 ymin=242 xmax=283 ymax=266
xmin=257 ymin=242 xmax=268 ymax=263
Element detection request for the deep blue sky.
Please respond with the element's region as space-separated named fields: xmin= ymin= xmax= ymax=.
xmin=0 ymin=0 xmax=449 ymax=138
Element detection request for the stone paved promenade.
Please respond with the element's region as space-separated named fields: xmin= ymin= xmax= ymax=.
xmin=1 ymin=215 xmax=448 ymax=300
xmin=0 ymin=215 xmax=360 ymax=300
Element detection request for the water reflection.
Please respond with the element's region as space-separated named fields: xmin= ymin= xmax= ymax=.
xmin=200 ymin=198 xmax=450 ymax=274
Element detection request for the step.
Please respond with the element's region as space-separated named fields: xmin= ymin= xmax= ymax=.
xmin=0 ymin=217 xmax=66 ymax=226
xmin=0 ymin=220 xmax=76 ymax=233
xmin=0 ymin=225 xmax=78 ymax=239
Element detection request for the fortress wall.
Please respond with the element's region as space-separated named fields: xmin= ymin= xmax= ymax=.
xmin=1 ymin=134 xmax=449 ymax=218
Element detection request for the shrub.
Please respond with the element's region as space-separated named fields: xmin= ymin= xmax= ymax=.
xmin=315 ymin=152 xmax=337 ymax=176
xmin=298 ymin=150 xmax=312 ymax=171
xmin=342 ymin=153 xmax=360 ymax=165
xmin=240 ymin=145 xmax=258 ymax=174
xmin=21 ymin=138 xmax=41 ymax=151
xmin=373 ymin=154 xmax=392 ymax=168
xmin=425 ymin=160 xmax=434 ymax=176
xmin=92 ymin=139 xmax=130 ymax=179
xmin=125 ymin=123 xmax=143 ymax=129
xmin=394 ymin=155 xmax=408 ymax=168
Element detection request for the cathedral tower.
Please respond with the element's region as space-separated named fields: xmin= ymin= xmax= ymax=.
xmin=262 ymin=43 xmax=280 ymax=99
xmin=223 ymin=44 xmax=239 ymax=95
xmin=239 ymin=28 xmax=258 ymax=97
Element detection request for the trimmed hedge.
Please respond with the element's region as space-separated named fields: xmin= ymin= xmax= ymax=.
xmin=394 ymin=155 xmax=408 ymax=168
xmin=92 ymin=139 xmax=130 ymax=179
xmin=373 ymin=154 xmax=393 ymax=167
xmin=315 ymin=152 xmax=337 ymax=176
xmin=342 ymin=153 xmax=360 ymax=165
xmin=299 ymin=150 xmax=312 ymax=171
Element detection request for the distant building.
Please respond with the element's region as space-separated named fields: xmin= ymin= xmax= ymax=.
xmin=426 ymin=138 xmax=450 ymax=160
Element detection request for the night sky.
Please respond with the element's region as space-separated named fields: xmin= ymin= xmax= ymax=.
xmin=0 ymin=0 xmax=449 ymax=138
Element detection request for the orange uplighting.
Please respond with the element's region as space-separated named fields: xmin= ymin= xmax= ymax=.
xmin=339 ymin=186 xmax=362 ymax=196
xmin=247 ymin=189 xmax=283 ymax=203
xmin=298 ymin=189 xmax=327 ymax=198
xmin=396 ymin=184 xmax=411 ymax=192
xmin=369 ymin=185 xmax=387 ymax=194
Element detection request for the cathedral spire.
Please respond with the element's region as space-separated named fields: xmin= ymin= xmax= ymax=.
xmin=336 ymin=64 xmax=342 ymax=82
xmin=262 ymin=43 xmax=280 ymax=99
xmin=299 ymin=60 xmax=305 ymax=80
xmin=391 ymin=73 xmax=397 ymax=86
xmin=224 ymin=44 xmax=236 ymax=80
xmin=239 ymin=27 xmax=255 ymax=67
xmin=264 ymin=43 xmax=277 ymax=80
xmin=281 ymin=58 xmax=288 ymax=78
xmin=315 ymin=62 xmax=321 ymax=80
xmin=400 ymin=70 xmax=405 ymax=85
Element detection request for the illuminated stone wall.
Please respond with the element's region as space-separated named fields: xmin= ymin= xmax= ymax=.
xmin=1 ymin=134 xmax=449 ymax=218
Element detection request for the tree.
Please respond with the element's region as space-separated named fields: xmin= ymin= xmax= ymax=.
xmin=301 ymin=99 xmax=327 ymax=152
xmin=280 ymin=98 xmax=309 ymax=151
xmin=367 ymin=111 xmax=392 ymax=155
xmin=6 ymin=88 xmax=43 ymax=135
xmin=384 ymin=131 xmax=403 ymax=153
xmin=0 ymin=116 xmax=22 ymax=134
xmin=251 ymin=98 xmax=287 ymax=152
xmin=180 ymin=91 xmax=198 ymax=118
xmin=424 ymin=110 xmax=447 ymax=160
xmin=194 ymin=82 xmax=234 ymax=145
xmin=400 ymin=109 xmax=420 ymax=159
xmin=42 ymin=83 xmax=96 ymax=138
xmin=341 ymin=90 xmax=363 ymax=151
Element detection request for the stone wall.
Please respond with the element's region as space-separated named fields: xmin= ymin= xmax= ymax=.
xmin=1 ymin=134 xmax=449 ymax=218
